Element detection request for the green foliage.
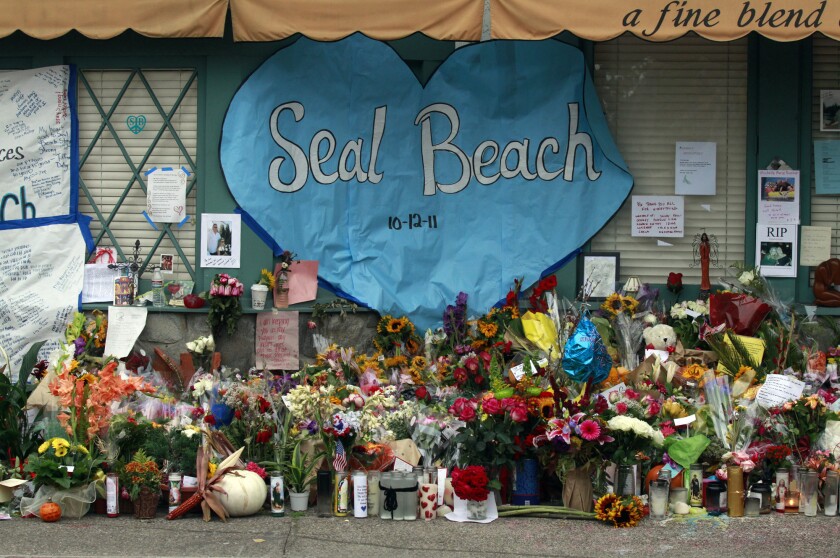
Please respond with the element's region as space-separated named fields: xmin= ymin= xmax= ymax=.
xmin=208 ymin=294 xmax=242 ymax=336
xmin=108 ymin=414 xmax=169 ymax=468
xmin=0 ymin=341 xmax=46 ymax=462
xmin=277 ymin=441 xmax=321 ymax=493
xmin=168 ymin=429 xmax=201 ymax=475
xmin=24 ymin=436 xmax=104 ymax=490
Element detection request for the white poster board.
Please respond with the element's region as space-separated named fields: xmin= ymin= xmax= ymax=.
xmin=756 ymin=223 xmax=797 ymax=278
xmin=675 ymin=142 xmax=716 ymax=195
xmin=0 ymin=222 xmax=86 ymax=377
xmin=0 ymin=66 xmax=75 ymax=223
xmin=631 ymin=195 xmax=684 ymax=237
xmin=146 ymin=167 xmax=187 ymax=223
xmin=758 ymin=170 xmax=800 ymax=225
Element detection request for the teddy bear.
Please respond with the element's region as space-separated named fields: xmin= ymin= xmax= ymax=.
xmin=643 ymin=323 xmax=677 ymax=351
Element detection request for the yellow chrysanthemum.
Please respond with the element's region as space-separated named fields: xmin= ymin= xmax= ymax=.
xmin=76 ymin=445 xmax=89 ymax=455
xmin=38 ymin=440 xmax=51 ymax=454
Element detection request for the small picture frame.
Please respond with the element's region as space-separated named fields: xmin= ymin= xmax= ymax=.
xmin=822 ymin=90 xmax=840 ymax=132
xmin=577 ymin=252 xmax=620 ymax=300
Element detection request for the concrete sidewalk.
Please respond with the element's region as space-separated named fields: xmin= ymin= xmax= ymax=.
xmin=1 ymin=511 xmax=838 ymax=558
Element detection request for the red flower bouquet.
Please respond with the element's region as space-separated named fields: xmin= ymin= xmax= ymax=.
xmin=451 ymin=465 xmax=490 ymax=502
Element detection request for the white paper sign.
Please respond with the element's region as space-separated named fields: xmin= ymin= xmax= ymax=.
xmin=756 ymin=374 xmax=805 ymax=409
xmin=799 ymin=226 xmax=832 ymax=267
xmin=146 ymin=168 xmax=187 ymax=223
xmin=758 ymin=170 xmax=800 ymax=225
xmin=631 ymin=196 xmax=684 ymax=237
xmin=673 ymin=414 xmax=697 ymax=426
xmin=756 ymin=223 xmax=797 ymax=278
xmin=0 ymin=66 xmax=74 ymax=223
xmin=255 ymin=311 xmax=299 ymax=370
xmin=0 ymin=222 xmax=85 ymax=377
xmin=103 ymin=306 xmax=147 ymax=359
xmin=600 ymin=382 xmax=627 ymax=402
xmin=82 ymin=264 xmax=120 ymax=303
xmin=644 ymin=349 xmax=670 ymax=362
xmin=676 ymin=142 xmax=716 ymax=195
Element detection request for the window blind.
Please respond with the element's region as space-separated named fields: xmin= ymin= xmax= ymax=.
xmin=590 ymin=35 xmax=748 ymax=286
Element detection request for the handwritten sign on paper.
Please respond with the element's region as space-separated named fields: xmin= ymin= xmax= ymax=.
xmin=800 ymin=226 xmax=832 ymax=267
xmin=146 ymin=168 xmax=187 ymax=223
xmin=758 ymin=170 xmax=800 ymax=225
xmin=631 ymin=195 xmax=684 ymax=237
xmin=82 ymin=264 xmax=120 ymax=303
xmin=756 ymin=374 xmax=805 ymax=409
xmin=256 ymin=311 xmax=299 ymax=370
xmin=103 ymin=306 xmax=147 ymax=359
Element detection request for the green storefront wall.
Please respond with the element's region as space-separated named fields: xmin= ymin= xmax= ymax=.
xmin=0 ymin=29 xmax=820 ymax=314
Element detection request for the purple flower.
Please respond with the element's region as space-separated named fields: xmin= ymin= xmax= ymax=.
xmin=302 ymin=419 xmax=319 ymax=435
xmin=73 ymin=336 xmax=86 ymax=357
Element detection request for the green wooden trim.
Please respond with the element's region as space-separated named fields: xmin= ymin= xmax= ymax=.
xmin=796 ymin=38 xmax=814 ymax=303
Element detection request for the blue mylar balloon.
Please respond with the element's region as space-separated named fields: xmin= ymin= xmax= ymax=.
xmin=561 ymin=316 xmax=612 ymax=384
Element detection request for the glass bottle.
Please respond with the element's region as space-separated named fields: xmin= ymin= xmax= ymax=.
xmin=367 ymin=471 xmax=381 ymax=517
xmin=824 ymin=470 xmax=839 ymax=516
xmin=152 ymin=267 xmax=165 ymax=307
xmin=316 ymin=470 xmax=332 ymax=517
xmin=726 ymin=465 xmax=744 ymax=517
xmin=802 ymin=470 xmax=819 ymax=517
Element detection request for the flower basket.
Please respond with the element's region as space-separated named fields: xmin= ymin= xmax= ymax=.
xmin=133 ymin=487 xmax=160 ymax=519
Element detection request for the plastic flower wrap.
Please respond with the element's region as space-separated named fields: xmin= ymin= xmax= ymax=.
xmin=702 ymin=370 xmax=760 ymax=454
xmin=708 ymin=293 xmax=771 ymax=337
xmin=410 ymin=409 xmax=449 ymax=468
xmin=521 ymin=311 xmax=560 ymax=360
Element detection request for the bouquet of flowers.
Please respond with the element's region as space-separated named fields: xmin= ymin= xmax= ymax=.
xmin=207 ymin=273 xmax=244 ymax=335
xmin=449 ymin=395 xmax=528 ymax=473
xmin=451 ymin=465 xmax=490 ymax=502
xmin=603 ymin=415 xmax=664 ymax=465
xmin=121 ymin=449 xmax=163 ymax=501
xmin=186 ymin=334 xmax=215 ymax=372
xmin=25 ymin=436 xmax=104 ymax=489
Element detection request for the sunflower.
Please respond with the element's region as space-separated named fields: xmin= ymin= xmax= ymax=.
xmin=734 ymin=365 xmax=754 ymax=383
xmin=384 ymin=355 xmax=408 ymax=369
xmin=411 ymin=356 xmax=427 ymax=370
xmin=386 ymin=317 xmax=407 ymax=333
xmin=594 ymin=493 xmax=619 ymax=521
xmin=79 ymin=372 xmax=98 ymax=384
xmin=621 ymin=296 xmax=639 ymax=315
xmin=601 ymin=293 xmax=625 ymax=316
xmin=376 ymin=315 xmax=393 ymax=334
xmin=477 ymin=319 xmax=498 ymax=338
xmin=611 ymin=496 xmax=645 ymax=528
xmin=681 ymin=363 xmax=707 ymax=382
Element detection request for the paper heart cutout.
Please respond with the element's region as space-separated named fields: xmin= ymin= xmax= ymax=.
xmin=221 ymin=34 xmax=631 ymax=329
xmin=126 ymin=115 xmax=146 ymax=134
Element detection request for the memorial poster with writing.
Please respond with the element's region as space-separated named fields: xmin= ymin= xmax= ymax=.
xmin=631 ymin=195 xmax=684 ymax=237
xmin=0 ymin=66 xmax=77 ymax=225
xmin=256 ymin=312 xmax=299 ymax=370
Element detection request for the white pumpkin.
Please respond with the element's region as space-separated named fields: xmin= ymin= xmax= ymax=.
xmin=217 ymin=470 xmax=268 ymax=517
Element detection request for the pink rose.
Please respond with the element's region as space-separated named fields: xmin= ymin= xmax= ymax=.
xmin=210 ymin=285 xmax=218 ymax=296
xmin=459 ymin=405 xmax=477 ymax=422
xmin=464 ymin=356 xmax=479 ymax=372
xmin=616 ymin=402 xmax=628 ymax=415
xmin=509 ymin=403 xmax=529 ymax=423
xmin=482 ymin=398 xmax=503 ymax=415
xmin=625 ymin=388 xmax=639 ymax=400
xmin=224 ymin=284 xmax=232 ymax=296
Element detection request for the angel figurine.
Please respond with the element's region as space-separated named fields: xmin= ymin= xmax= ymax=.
xmin=691 ymin=230 xmax=720 ymax=299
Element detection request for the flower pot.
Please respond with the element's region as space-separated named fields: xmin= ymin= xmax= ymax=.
xmin=133 ymin=487 xmax=160 ymax=519
xmin=251 ymin=284 xmax=269 ymax=310
xmin=466 ymin=498 xmax=488 ymax=521
xmin=563 ymin=466 xmax=593 ymax=512
xmin=289 ymin=490 xmax=309 ymax=512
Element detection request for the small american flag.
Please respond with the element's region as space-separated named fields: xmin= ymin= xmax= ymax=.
xmin=333 ymin=439 xmax=347 ymax=471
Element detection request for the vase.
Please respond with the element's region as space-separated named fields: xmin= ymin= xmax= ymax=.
xmin=133 ymin=487 xmax=160 ymax=519
xmin=563 ymin=466 xmax=593 ymax=512
xmin=466 ymin=498 xmax=489 ymax=520
xmin=615 ymin=464 xmax=640 ymax=496
xmin=251 ymin=284 xmax=269 ymax=310
xmin=289 ymin=490 xmax=309 ymax=512
xmin=274 ymin=288 xmax=289 ymax=309
xmin=512 ymin=458 xmax=540 ymax=506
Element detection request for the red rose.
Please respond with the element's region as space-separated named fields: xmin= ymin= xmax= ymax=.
xmin=234 ymin=409 xmax=242 ymax=420
xmin=593 ymin=395 xmax=608 ymax=415
xmin=625 ymin=388 xmax=639 ymax=400
xmin=453 ymin=367 xmax=468 ymax=385
xmin=460 ymin=405 xmax=477 ymax=422
xmin=474 ymin=375 xmax=484 ymax=385
xmin=482 ymin=397 xmax=503 ymax=415
xmin=203 ymin=414 xmax=216 ymax=425
xmin=667 ymin=272 xmax=683 ymax=293
xmin=415 ymin=386 xmax=429 ymax=401
xmin=616 ymin=402 xmax=628 ymax=415
xmin=451 ymin=466 xmax=490 ymax=501
xmin=509 ymin=403 xmax=529 ymax=423
xmin=464 ymin=356 xmax=479 ymax=372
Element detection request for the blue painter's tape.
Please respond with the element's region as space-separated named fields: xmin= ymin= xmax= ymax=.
xmin=177 ymin=215 xmax=189 ymax=228
xmin=142 ymin=211 xmax=159 ymax=231
xmin=162 ymin=167 xmax=173 ymax=171
xmin=144 ymin=167 xmax=158 ymax=176
xmin=181 ymin=166 xmax=191 ymax=176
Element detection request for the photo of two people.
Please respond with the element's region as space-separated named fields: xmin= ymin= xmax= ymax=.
xmin=206 ymin=221 xmax=233 ymax=256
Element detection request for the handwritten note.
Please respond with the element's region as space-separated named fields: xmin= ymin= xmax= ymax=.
xmin=717 ymin=334 xmax=765 ymax=375
xmin=256 ymin=311 xmax=299 ymax=370
xmin=631 ymin=195 xmax=684 ymax=237
xmin=146 ymin=168 xmax=187 ymax=223
xmin=800 ymin=226 xmax=832 ymax=267
xmin=82 ymin=264 xmax=121 ymax=303
xmin=758 ymin=170 xmax=800 ymax=225
xmin=756 ymin=374 xmax=805 ymax=409
xmin=104 ymin=306 xmax=147 ymax=359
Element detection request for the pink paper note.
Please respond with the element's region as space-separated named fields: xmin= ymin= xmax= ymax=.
xmin=287 ymin=260 xmax=319 ymax=305
xmin=255 ymin=312 xmax=299 ymax=370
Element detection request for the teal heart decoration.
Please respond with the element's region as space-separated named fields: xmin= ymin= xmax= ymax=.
xmin=126 ymin=114 xmax=146 ymax=134
xmin=221 ymin=35 xmax=632 ymax=329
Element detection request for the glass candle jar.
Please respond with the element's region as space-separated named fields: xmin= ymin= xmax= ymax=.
xmin=785 ymin=490 xmax=800 ymax=514
xmin=333 ymin=470 xmax=349 ymax=517
xmin=317 ymin=470 xmax=332 ymax=517
xmin=744 ymin=496 xmax=761 ymax=517
xmin=775 ymin=468 xmax=789 ymax=513
xmin=353 ymin=470 xmax=368 ymax=518
xmin=749 ymin=482 xmax=773 ymax=514
xmin=824 ymin=470 xmax=839 ymax=516
xmin=269 ymin=472 xmax=285 ymax=517
xmin=688 ymin=464 xmax=704 ymax=507
xmin=705 ymin=481 xmax=726 ymax=516
xmin=726 ymin=465 xmax=745 ymax=517
xmin=379 ymin=472 xmax=395 ymax=519
xmin=367 ymin=471 xmax=381 ymax=517
xmin=649 ymin=479 xmax=670 ymax=519
xmin=802 ymin=471 xmax=819 ymax=517
xmin=669 ymin=487 xmax=688 ymax=506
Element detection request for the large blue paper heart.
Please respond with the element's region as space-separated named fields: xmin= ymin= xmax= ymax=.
xmin=221 ymin=35 xmax=632 ymax=329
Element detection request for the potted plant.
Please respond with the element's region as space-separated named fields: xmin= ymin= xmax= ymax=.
xmin=284 ymin=441 xmax=320 ymax=511
xmin=251 ymin=269 xmax=274 ymax=310
xmin=168 ymin=426 xmax=201 ymax=486
xmin=121 ymin=450 xmax=163 ymax=519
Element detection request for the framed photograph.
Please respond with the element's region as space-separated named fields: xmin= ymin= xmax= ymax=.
xmin=159 ymin=253 xmax=174 ymax=274
xmin=200 ymin=213 xmax=241 ymax=268
xmin=821 ymin=90 xmax=840 ymax=132
xmin=578 ymin=252 xmax=620 ymax=300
